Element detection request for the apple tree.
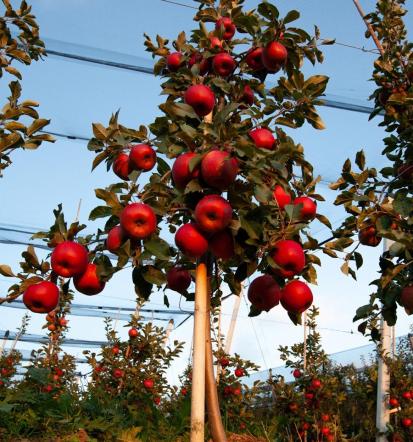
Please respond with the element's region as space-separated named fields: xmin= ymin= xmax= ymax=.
xmin=326 ymin=0 xmax=413 ymax=338
xmin=0 ymin=0 xmax=335 ymax=438
xmin=0 ymin=0 xmax=54 ymax=175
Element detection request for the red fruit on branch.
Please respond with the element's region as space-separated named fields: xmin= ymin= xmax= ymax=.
xmin=305 ymin=392 xmax=314 ymax=400
xmin=273 ymin=185 xmax=291 ymax=210
xmin=112 ymin=153 xmax=131 ymax=180
xmin=270 ymin=239 xmax=305 ymax=278
xmin=311 ymin=379 xmax=322 ymax=389
xmin=281 ymin=280 xmax=313 ymax=314
xmin=262 ymin=41 xmax=288 ymax=71
xmin=172 ymin=152 xmax=200 ymax=190
xmin=241 ymin=85 xmax=254 ymax=106
xmin=321 ymin=414 xmax=330 ymax=422
xmin=212 ymin=52 xmax=236 ymax=76
xmin=320 ymin=427 xmax=330 ymax=436
xmin=184 ymin=84 xmax=215 ymax=117
xmin=248 ymin=274 xmax=281 ymax=312
xmin=209 ymin=229 xmax=235 ymax=260
xmin=112 ymin=346 xmax=120 ymax=355
xmin=175 ymin=223 xmax=208 ymax=259
xmin=47 ymin=324 xmax=56 ymax=331
xmin=234 ymin=368 xmax=244 ymax=377
xmin=209 ymin=36 xmax=223 ymax=50
xmin=129 ymin=144 xmax=156 ymax=172
xmin=167 ymin=267 xmax=191 ymax=293
xmin=181 ymin=387 xmax=188 ymax=396
xmin=389 ymin=397 xmax=399 ymax=407
xmin=249 ymin=127 xmax=276 ymax=150
xmin=293 ymin=368 xmax=302 ymax=378
xmin=215 ymin=17 xmax=236 ymax=40
xmin=153 ymin=396 xmax=161 ymax=405
xmin=144 ymin=378 xmax=154 ymax=390
xmin=128 ymin=328 xmax=138 ymax=338
xmin=1 ymin=368 xmax=8 ymax=376
xmin=106 ymin=225 xmax=125 ymax=253
xmin=166 ymin=51 xmax=183 ymax=72
xmin=43 ymin=385 xmax=53 ymax=393
xmin=51 ymin=241 xmax=89 ymax=278
xmin=219 ymin=357 xmax=230 ymax=368
xmin=194 ymin=195 xmax=232 ymax=234
xmin=113 ymin=368 xmax=124 ymax=378
xmin=59 ymin=318 xmax=68 ymax=327
xmin=54 ymin=368 xmax=64 ymax=377
xmin=233 ymin=387 xmax=241 ymax=396
xmin=401 ymin=286 xmax=413 ymax=313
xmin=301 ymin=422 xmax=310 ymax=431
xmin=402 ymin=391 xmax=412 ymax=400
xmin=401 ymin=418 xmax=412 ymax=428
xmin=73 ymin=263 xmax=105 ymax=296
xmin=358 ymin=225 xmax=381 ymax=247
xmin=245 ymin=47 xmax=264 ymax=71
xmin=293 ymin=196 xmax=317 ymax=221
xmin=188 ymin=52 xmax=211 ymax=76
xmin=23 ymin=281 xmax=59 ymax=314
xmin=223 ymin=385 xmax=233 ymax=396
xmin=288 ymin=401 xmax=299 ymax=413
xmin=120 ymin=203 xmax=157 ymax=240
xmin=201 ymin=150 xmax=238 ymax=190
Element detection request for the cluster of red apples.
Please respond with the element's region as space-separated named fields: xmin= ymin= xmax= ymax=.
xmin=388 ymin=393 xmax=413 ymax=429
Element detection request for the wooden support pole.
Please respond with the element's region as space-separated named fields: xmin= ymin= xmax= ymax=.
xmin=163 ymin=319 xmax=174 ymax=348
xmin=352 ymin=0 xmax=385 ymax=56
xmin=303 ymin=310 xmax=308 ymax=371
xmin=205 ymin=286 xmax=227 ymax=442
xmin=224 ymin=288 xmax=242 ymax=355
xmin=190 ymin=259 xmax=208 ymax=442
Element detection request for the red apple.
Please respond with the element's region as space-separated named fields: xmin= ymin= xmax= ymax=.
xmin=166 ymin=52 xmax=183 ymax=72
xmin=51 ymin=241 xmax=89 ymax=278
xmin=401 ymin=286 xmax=413 ymax=313
xmin=112 ymin=346 xmax=120 ymax=355
xmin=129 ymin=144 xmax=156 ymax=172
xmin=209 ymin=229 xmax=235 ymax=260
xmin=106 ymin=225 xmax=125 ymax=253
xmin=224 ymin=386 xmax=233 ymax=396
xmin=262 ymin=41 xmax=288 ymax=71
xmin=305 ymin=392 xmax=314 ymax=400
xmin=358 ymin=225 xmax=381 ymax=247
xmin=144 ymin=378 xmax=154 ymax=390
xmin=184 ymin=84 xmax=215 ymax=117
xmin=247 ymin=274 xmax=281 ymax=312
xmin=167 ymin=267 xmax=191 ymax=293
xmin=302 ymin=422 xmax=310 ymax=431
xmin=59 ymin=318 xmax=68 ymax=327
xmin=311 ymin=379 xmax=322 ymax=389
xmin=209 ymin=36 xmax=223 ymax=50
xmin=288 ymin=402 xmax=299 ymax=413
xmin=220 ymin=357 xmax=230 ymax=368
xmin=402 ymin=391 xmax=412 ymax=400
xmin=154 ymin=396 xmax=161 ymax=405
xmin=128 ymin=328 xmax=138 ymax=338
xmin=293 ymin=368 xmax=302 ymax=378
xmin=215 ymin=17 xmax=236 ymax=40
xmin=212 ymin=52 xmax=236 ymax=77
xmin=281 ymin=280 xmax=313 ymax=314
xmin=402 ymin=418 xmax=413 ymax=428
xmin=172 ymin=152 xmax=200 ymax=190
xmin=245 ymin=47 xmax=264 ymax=71
xmin=389 ymin=397 xmax=399 ymax=407
xmin=235 ymin=367 xmax=244 ymax=377
xmin=233 ymin=387 xmax=242 ymax=396
xmin=270 ymin=239 xmax=305 ymax=278
xmin=181 ymin=387 xmax=188 ymax=396
xmin=201 ymin=150 xmax=238 ymax=190
xmin=113 ymin=368 xmax=124 ymax=378
xmin=321 ymin=414 xmax=330 ymax=422
xmin=249 ymin=127 xmax=275 ymax=150
xmin=120 ymin=203 xmax=157 ymax=240
xmin=194 ymin=195 xmax=232 ymax=234
xmin=293 ymin=196 xmax=317 ymax=221
xmin=23 ymin=281 xmax=59 ymax=314
xmin=112 ymin=153 xmax=131 ymax=180
xmin=320 ymin=427 xmax=330 ymax=436
xmin=73 ymin=263 xmax=105 ymax=296
xmin=47 ymin=324 xmax=56 ymax=332
xmin=54 ymin=368 xmax=64 ymax=377
xmin=273 ymin=185 xmax=291 ymax=210
xmin=175 ymin=223 xmax=208 ymax=259
xmin=188 ymin=52 xmax=211 ymax=75
xmin=241 ymin=85 xmax=254 ymax=106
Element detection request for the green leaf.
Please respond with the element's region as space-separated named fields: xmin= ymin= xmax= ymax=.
xmin=143 ymin=266 xmax=166 ymax=286
xmin=132 ymin=267 xmax=153 ymax=300
xmin=355 ymin=150 xmax=366 ymax=170
xmin=283 ymin=10 xmax=300 ymax=24
xmin=144 ymin=238 xmax=171 ymax=260
xmin=89 ymin=206 xmax=112 ymax=221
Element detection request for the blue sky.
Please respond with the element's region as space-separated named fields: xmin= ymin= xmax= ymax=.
xmin=0 ymin=0 xmax=412 ymax=383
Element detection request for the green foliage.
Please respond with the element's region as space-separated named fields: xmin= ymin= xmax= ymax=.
xmin=0 ymin=0 xmax=54 ymax=175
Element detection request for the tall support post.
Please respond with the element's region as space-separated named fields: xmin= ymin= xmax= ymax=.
xmin=224 ymin=287 xmax=242 ymax=355
xmin=190 ymin=259 xmax=208 ymax=442
xmin=376 ymin=238 xmax=392 ymax=441
xmin=163 ymin=319 xmax=174 ymax=348
xmin=205 ymin=283 xmax=227 ymax=442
